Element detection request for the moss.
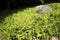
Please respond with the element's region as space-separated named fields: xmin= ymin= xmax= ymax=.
xmin=0 ymin=3 xmax=60 ymax=40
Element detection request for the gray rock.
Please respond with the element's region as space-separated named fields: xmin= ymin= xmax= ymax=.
xmin=51 ymin=36 xmax=58 ymax=40
xmin=36 ymin=5 xmax=52 ymax=13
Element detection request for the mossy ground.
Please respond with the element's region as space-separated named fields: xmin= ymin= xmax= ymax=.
xmin=0 ymin=3 xmax=60 ymax=40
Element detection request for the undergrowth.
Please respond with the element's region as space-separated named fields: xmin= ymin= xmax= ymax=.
xmin=0 ymin=3 xmax=60 ymax=40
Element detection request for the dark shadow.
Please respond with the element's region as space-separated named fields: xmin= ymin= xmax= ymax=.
xmin=0 ymin=8 xmax=25 ymax=21
xmin=0 ymin=0 xmax=43 ymax=22
xmin=0 ymin=0 xmax=60 ymax=22
xmin=0 ymin=3 xmax=42 ymax=22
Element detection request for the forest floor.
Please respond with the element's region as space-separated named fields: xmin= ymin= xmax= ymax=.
xmin=0 ymin=3 xmax=60 ymax=40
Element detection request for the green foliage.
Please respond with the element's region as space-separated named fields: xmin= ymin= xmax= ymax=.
xmin=48 ymin=3 xmax=60 ymax=10
xmin=0 ymin=3 xmax=60 ymax=40
xmin=40 ymin=0 xmax=45 ymax=4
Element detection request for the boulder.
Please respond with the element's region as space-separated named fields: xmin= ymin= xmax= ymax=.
xmin=36 ymin=5 xmax=52 ymax=13
xmin=51 ymin=36 xmax=58 ymax=40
